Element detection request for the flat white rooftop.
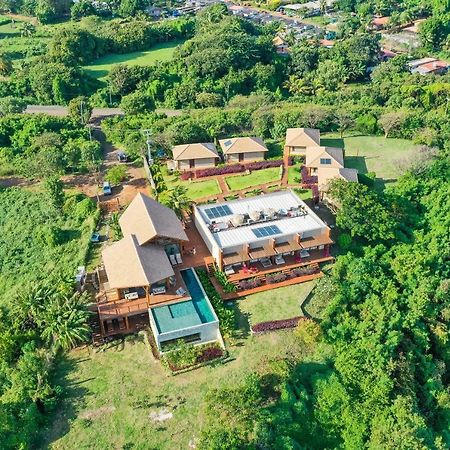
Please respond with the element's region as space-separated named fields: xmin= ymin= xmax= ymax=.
xmin=196 ymin=190 xmax=328 ymax=249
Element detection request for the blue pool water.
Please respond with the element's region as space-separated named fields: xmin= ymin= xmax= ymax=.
xmin=151 ymin=268 xmax=216 ymax=334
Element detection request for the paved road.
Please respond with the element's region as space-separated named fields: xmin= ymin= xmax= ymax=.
xmin=25 ymin=105 xmax=182 ymax=119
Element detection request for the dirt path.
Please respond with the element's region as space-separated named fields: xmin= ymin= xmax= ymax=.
xmin=1 ymin=126 xmax=149 ymax=211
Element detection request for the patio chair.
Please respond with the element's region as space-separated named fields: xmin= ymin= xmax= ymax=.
xmin=275 ymin=255 xmax=285 ymax=265
xmin=176 ymin=287 xmax=187 ymax=296
xmin=169 ymin=254 xmax=177 ymax=265
xmin=175 ymin=253 xmax=183 ymax=264
xmin=260 ymin=257 xmax=273 ymax=268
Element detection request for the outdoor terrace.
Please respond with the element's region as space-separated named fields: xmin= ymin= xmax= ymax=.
xmin=226 ymin=248 xmax=333 ymax=283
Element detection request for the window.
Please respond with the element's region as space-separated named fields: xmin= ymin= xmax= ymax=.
xmin=252 ymin=225 xmax=282 ymax=238
xmin=204 ymin=205 xmax=232 ymax=219
xmin=320 ymin=158 xmax=332 ymax=165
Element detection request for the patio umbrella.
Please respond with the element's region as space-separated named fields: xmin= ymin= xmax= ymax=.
xmin=263 ymin=208 xmax=276 ymax=218
xmin=249 ymin=210 xmax=261 ymax=221
xmin=231 ymin=214 xmax=245 ymax=227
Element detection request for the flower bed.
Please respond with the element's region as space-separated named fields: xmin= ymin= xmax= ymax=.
xmin=162 ymin=341 xmax=224 ymax=372
xmin=290 ymin=265 xmax=320 ymax=278
xmin=266 ymin=272 xmax=287 ymax=284
xmin=251 ymin=316 xmax=305 ymax=334
xmin=180 ymin=157 xmax=294 ymax=180
xmin=238 ymin=277 xmax=262 ymax=290
xmin=301 ymin=165 xmax=318 ymax=185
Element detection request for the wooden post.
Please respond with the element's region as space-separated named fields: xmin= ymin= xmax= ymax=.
xmin=99 ymin=314 xmax=106 ymax=336
xmin=125 ymin=315 xmax=129 ymax=330
xmin=145 ymin=286 xmax=150 ymax=307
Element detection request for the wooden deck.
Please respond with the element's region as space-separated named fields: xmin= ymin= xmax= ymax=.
xmin=178 ymin=220 xmax=213 ymax=269
xmin=226 ymin=250 xmax=333 ymax=283
xmin=218 ymin=271 xmax=324 ymax=300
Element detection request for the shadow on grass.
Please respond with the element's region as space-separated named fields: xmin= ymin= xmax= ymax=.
xmin=320 ymin=137 xmax=345 ymax=148
xmin=228 ymin=300 xmax=251 ymax=343
xmin=344 ymin=156 xmax=368 ymax=174
xmin=38 ymin=354 xmax=90 ymax=447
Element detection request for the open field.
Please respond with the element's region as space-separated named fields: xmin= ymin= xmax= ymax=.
xmin=226 ymin=167 xmax=281 ymax=191
xmin=236 ymin=281 xmax=316 ymax=325
xmin=321 ymin=134 xmax=419 ymax=189
xmin=83 ymin=41 xmax=181 ymax=79
xmin=41 ymin=323 xmax=309 ymax=449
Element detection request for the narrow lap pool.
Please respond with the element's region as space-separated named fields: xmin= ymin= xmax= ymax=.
xmin=151 ymin=268 xmax=216 ymax=334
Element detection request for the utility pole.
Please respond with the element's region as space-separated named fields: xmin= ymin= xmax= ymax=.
xmin=141 ymin=129 xmax=154 ymax=166
xmin=80 ymin=100 xmax=85 ymax=125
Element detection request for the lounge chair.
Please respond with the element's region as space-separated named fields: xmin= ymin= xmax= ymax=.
xmin=275 ymin=255 xmax=285 ymax=265
xmin=176 ymin=287 xmax=187 ymax=296
xmin=300 ymin=249 xmax=310 ymax=258
xmin=175 ymin=253 xmax=183 ymax=264
xmin=260 ymin=257 xmax=273 ymax=268
xmin=169 ymin=254 xmax=177 ymax=265
xmin=152 ymin=286 xmax=166 ymax=295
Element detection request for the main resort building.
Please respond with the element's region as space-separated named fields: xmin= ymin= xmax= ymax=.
xmin=194 ymin=190 xmax=334 ymax=279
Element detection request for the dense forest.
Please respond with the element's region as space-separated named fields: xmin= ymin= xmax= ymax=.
xmin=198 ymin=146 xmax=450 ymax=449
xmin=0 ymin=1 xmax=450 ymax=448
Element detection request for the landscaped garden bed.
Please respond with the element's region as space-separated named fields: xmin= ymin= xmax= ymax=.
xmin=196 ymin=269 xmax=236 ymax=337
xmin=179 ymin=157 xmax=293 ymax=181
xmin=161 ymin=341 xmax=226 ymax=373
xmin=251 ymin=317 xmax=313 ymax=334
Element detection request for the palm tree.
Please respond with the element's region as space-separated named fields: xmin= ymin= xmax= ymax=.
xmin=165 ymin=185 xmax=193 ymax=220
xmin=39 ymin=291 xmax=91 ymax=351
xmin=109 ymin=211 xmax=123 ymax=241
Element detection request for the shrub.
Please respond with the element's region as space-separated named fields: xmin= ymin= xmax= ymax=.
xmin=252 ymin=317 xmax=305 ymax=333
xmin=238 ymin=277 xmax=262 ymax=290
xmin=105 ymin=165 xmax=127 ymax=185
xmin=180 ymin=171 xmax=194 ymax=180
xmin=266 ymin=272 xmax=287 ymax=284
xmin=295 ymin=319 xmax=322 ymax=346
xmin=338 ymin=233 xmax=352 ymax=250
xmin=214 ymin=271 xmax=237 ymax=293
xmin=195 ymin=269 xmax=236 ymax=337
xmin=162 ymin=341 xmax=223 ymax=371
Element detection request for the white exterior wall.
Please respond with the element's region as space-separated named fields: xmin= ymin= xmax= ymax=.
xmin=149 ymin=312 xmax=220 ymax=351
xmin=177 ymin=158 xmax=216 ymax=171
xmin=290 ymin=146 xmax=307 ymax=155
xmin=241 ymin=151 xmax=265 ymax=162
xmin=194 ymin=207 xmax=221 ymax=262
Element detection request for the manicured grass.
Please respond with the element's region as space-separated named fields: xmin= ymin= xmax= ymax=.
xmin=41 ymin=327 xmax=308 ymax=449
xmin=226 ymin=167 xmax=281 ymax=191
xmin=321 ymin=134 xmax=420 ymax=189
xmin=181 ymin=179 xmax=221 ymax=200
xmin=288 ymin=163 xmax=302 ymax=184
xmin=236 ymin=282 xmax=316 ymax=325
xmin=294 ymin=188 xmax=312 ymax=201
xmin=0 ymin=21 xmax=21 ymax=36
xmin=83 ymin=41 xmax=181 ymax=79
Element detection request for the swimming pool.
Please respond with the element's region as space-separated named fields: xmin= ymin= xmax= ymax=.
xmin=151 ymin=268 xmax=217 ymax=334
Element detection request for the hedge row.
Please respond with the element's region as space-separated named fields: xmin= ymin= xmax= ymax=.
xmin=180 ymin=157 xmax=294 ymax=180
xmin=195 ymin=269 xmax=235 ymax=337
xmin=251 ymin=316 xmax=306 ymax=334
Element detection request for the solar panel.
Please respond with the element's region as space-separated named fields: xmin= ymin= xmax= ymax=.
xmin=252 ymin=225 xmax=282 ymax=238
xmin=205 ymin=205 xmax=232 ymax=219
xmin=224 ymin=140 xmax=233 ymax=147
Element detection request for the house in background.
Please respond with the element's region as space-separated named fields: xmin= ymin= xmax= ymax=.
xmin=317 ymin=167 xmax=359 ymax=193
xmin=95 ymin=193 xmax=222 ymax=351
xmin=284 ymin=128 xmax=321 ymax=156
xmin=171 ymin=142 xmax=219 ymax=171
xmin=305 ymin=146 xmax=344 ymax=175
xmin=408 ymin=58 xmax=449 ymax=75
xmin=219 ymin=136 xmax=268 ymax=163
xmin=273 ymin=35 xmax=289 ymax=54
xmin=371 ymin=16 xmax=390 ymax=30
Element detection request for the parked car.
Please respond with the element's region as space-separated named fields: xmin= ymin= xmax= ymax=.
xmin=117 ymin=152 xmax=128 ymax=162
xmin=91 ymin=232 xmax=101 ymax=243
xmin=103 ymin=181 xmax=112 ymax=195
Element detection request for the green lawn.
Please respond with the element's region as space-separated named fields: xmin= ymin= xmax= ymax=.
xmin=181 ymin=179 xmax=221 ymax=200
xmin=288 ymin=163 xmax=302 ymax=184
xmin=0 ymin=21 xmax=21 ymax=36
xmin=236 ymin=282 xmax=316 ymax=325
xmin=294 ymin=188 xmax=312 ymax=201
xmin=321 ymin=134 xmax=419 ymax=189
xmin=226 ymin=167 xmax=281 ymax=191
xmin=83 ymin=41 xmax=181 ymax=79
xmin=41 ymin=325 xmax=309 ymax=449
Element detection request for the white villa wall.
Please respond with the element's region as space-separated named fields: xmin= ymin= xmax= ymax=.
xmin=194 ymin=207 xmax=221 ymax=262
xmin=177 ymin=157 xmax=216 ymax=171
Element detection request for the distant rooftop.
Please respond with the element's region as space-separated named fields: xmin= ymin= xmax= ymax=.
xmin=196 ymin=191 xmax=328 ymax=249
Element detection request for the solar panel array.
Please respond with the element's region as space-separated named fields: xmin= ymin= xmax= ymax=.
xmin=252 ymin=225 xmax=282 ymax=238
xmin=205 ymin=205 xmax=232 ymax=219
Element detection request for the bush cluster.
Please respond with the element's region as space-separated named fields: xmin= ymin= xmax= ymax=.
xmin=180 ymin=157 xmax=293 ymax=180
xmin=195 ymin=269 xmax=235 ymax=337
xmin=251 ymin=317 xmax=306 ymax=334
